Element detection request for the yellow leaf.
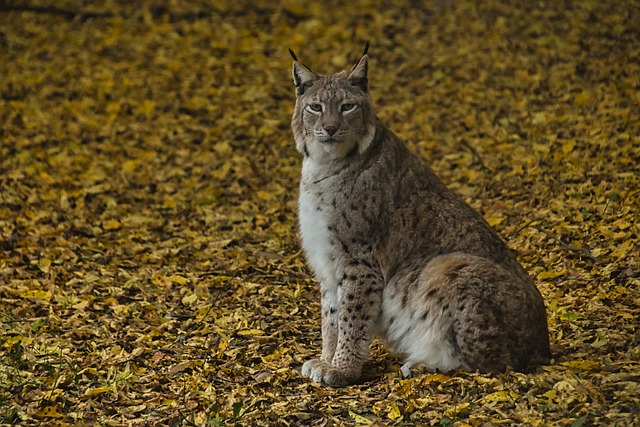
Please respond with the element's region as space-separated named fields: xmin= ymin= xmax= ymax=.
xmin=482 ymin=390 xmax=519 ymax=403
xmin=475 ymin=376 xmax=498 ymax=385
xmin=140 ymin=150 xmax=157 ymax=161
xmin=122 ymin=159 xmax=139 ymax=174
xmin=162 ymin=197 xmax=177 ymax=209
xmin=533 ymin=143 xmax=550 ymax=154
xmin=256 ymin=190 xmax=275 ymax=201
xmin=537 ymin=270 xmax=567 ymax=280
xmin=573 ymin=91 xmax=592 ymax=106
xmin=532 ymin=112 xmax=547 ymax=125
xmin=618 ymin=311 xmax=634 ymax=320
xmin=168 ymin=275 xmax=189 ymax=285
xmin=123 ymin=214 xmax=151 ymax=226
xmin=84 ymin=386 xmax=112 ymax=397
xmin=553 ymin=380 xmax=576 ymax=392
xmin=372 ymin=401 xmax=385 ymax=416
xmin=39 ymin=172 xmax=54 ymax=184
xmin=237 ymin=329 xmax=264 ymax=336
xmin=387 ymin=403 xmax=402 ymax=420
xmin=598 ymin=225 xmax=614 ymax=238
xmin=445 ymin=402 xmax=470 ymax=417
xmin=468 ymin=417 xmax=486 ymax=427
xmin=217 ymin=339 xmax=229 ymax=358
xmin=395 ymin=378 xmax=413 ymax=398
xmin=103 ymin=219 xmax=122 ymax=230
xmin=36 ymin=406 xmax=63 ymax=418
xmin=486 ymin=216 xmax=504 ymax=227
xmin=3 ymin=336 xmax=33 ymax=350
xmin=181 ymin=293 xmax=198 ymax=305
xmin=211 ymin=275 xmax=233 ymax=285
xmin=261 ymin=348 xmax=282 ymax=363
xmin=590 ymin=338 xmax=608 ymax=349
xmin=612 ymin=231 xmax=628 ymax=240
xmin=135 ymin=99 xmax=155 ymax=117
xmin=38 ymin=258 xmax=51 ymax=273
xmin=562 ymin=140 xmax=576 ymax=155
xmin=348 ymin=409 xmax=372 ymax=425
xmin=212 ymin=162 xmax=231 ymax=180
xmin=421 ymin=373 xmax=450 ymax=384
xmin=610 ymin=240 xmax=634 ymax=260
xmin=23 ymin=289 xmax=52 ymax=301
xmin=561 ymin=360 xmax=599 ymax=371
xmin=60 ymin=190 xmax=70 ymax=211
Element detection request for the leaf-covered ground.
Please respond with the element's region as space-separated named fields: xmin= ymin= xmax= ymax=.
xmin=1 ymin=1 xmax=639 ymax=425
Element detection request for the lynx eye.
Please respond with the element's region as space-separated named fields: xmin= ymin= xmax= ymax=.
xmin=341 ymin=103 xmax=357 ymax=113
xmin=306 ymin=103 xmax=323 ymax=113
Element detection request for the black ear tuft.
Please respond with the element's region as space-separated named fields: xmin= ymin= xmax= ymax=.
xmin=292 ymin=57 xmax=318 ymax=96
xmin=347 ymin=50 xmax=369 ymax=93
xmin=289 ymin=48 xmax=298 ymax=61
xmin=363 ymin=41 xmax=370 ymax=56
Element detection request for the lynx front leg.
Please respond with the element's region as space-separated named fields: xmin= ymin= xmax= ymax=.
xmin=319 ymin=287 xmax=339 ymax=363
xmin=302 ymin=264 xmax=383 ymax=386
xmin=302 ymin=282 xmax=340 ymax=383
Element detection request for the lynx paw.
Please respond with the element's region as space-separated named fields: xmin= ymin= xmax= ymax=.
xmin=400 ymin=362 xmax=414 ymax=378
xmin=301 ymin=359 xmax=358 ymax=387
xmin=400 ymin=362 xmax=437 ymax=378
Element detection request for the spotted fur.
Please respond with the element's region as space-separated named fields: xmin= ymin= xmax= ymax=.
xmin=292 ymin=46 xmax=551 ymax=387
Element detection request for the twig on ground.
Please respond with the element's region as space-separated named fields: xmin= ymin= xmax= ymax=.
xmin=460 ymin=139 xmax=490 ymax=171
xmin=532 ymin=225 xmax=598 ymax=262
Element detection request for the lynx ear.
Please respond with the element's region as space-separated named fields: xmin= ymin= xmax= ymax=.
xmin=347 ymin=42 xmax=370 ymax=92
xmin=290 ymin=49 xmax=318 ymax=96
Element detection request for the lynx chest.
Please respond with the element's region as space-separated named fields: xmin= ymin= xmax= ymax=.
xmin=299 ymin=184 xmax=334 ymax=283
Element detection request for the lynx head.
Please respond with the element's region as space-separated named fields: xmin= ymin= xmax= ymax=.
xmin=290 ymin=43 xmax=376 ymax=161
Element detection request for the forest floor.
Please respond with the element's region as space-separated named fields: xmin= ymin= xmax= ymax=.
xmin=1 ymin=0 xmax=639 ymax=426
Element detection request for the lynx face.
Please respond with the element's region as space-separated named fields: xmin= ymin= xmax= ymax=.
xmin=291 ymin=54 xmax=376 ymax=161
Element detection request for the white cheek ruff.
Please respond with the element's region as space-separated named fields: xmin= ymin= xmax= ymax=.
xmin=358 ymin=122 xmax=376 ymax=154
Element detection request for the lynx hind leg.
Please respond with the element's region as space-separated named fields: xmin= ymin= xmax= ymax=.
xmin=418 ymin=253 xmax=543 ymax=373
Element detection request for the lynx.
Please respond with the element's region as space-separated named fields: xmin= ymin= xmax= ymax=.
xmin=291 ymin=44 xmax=551 ymax=387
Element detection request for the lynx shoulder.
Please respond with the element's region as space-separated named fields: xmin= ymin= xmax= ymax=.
xmin=291 ymin=44 xmax=551 ymax=387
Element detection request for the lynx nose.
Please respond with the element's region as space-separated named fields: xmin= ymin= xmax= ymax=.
xmin=324 ymin=125 xmax=338 ymax=136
